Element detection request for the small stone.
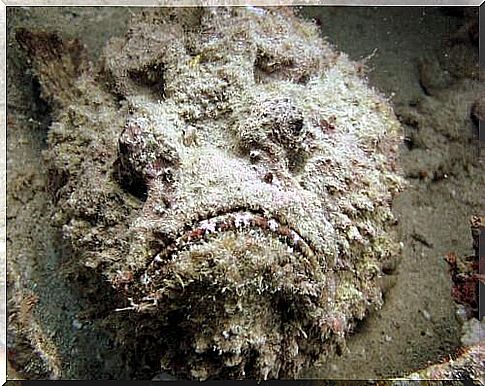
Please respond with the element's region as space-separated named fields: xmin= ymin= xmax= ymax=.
xmin=421 ymin=309 xmax=431 ymax=321
xmin=72 ymin=319 xmax=83 ymax=330
xmin=417 ymin=57 xmax=453 ymax=96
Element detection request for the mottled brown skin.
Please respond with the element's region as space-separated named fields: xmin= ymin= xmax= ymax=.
xmin=16 ymin=7 xmax=404 ymax=380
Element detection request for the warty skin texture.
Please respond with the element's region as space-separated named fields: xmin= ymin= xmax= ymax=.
xmin=17 ymin=7 xmax=404 ymax=380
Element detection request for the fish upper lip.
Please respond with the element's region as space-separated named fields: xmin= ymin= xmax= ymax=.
xmin=147 ymin=209 xmax=318 ymax=270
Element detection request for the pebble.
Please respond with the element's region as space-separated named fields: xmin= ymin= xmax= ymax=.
xmin=421 ymin=309 xmax=431 ymax=321
xmin=72 ymin=318 xmax=83 ymax=330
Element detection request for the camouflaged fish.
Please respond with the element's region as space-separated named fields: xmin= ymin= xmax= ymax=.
xmin=17 ymin=7 xmax=403 ymax=380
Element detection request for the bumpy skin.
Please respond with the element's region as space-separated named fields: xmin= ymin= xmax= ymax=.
xmin=18 ymin=7 xmax=403 ymax=380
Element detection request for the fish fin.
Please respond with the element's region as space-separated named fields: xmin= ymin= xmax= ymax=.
xmin=16 ymin=28 xmax=90 ymax=110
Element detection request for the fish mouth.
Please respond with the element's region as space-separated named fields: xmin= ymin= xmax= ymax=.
xmin=126 ymin=209 xmax=324 ymax=304
xmin=148 ymin=209 xmax=318 ymax=270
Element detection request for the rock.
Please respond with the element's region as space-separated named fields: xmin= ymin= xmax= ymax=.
xmin=417 ymin=58 xmax=452 ymax=96
xmin=461 ymin=318 xmax=485 ymax=347
xmin=404 ymin=343 xmax=484 ymax=383
xmin=444 ymin=216 xmax=483 ymax=320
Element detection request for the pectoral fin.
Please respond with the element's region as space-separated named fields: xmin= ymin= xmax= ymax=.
xmin=16 ymin=28 xmax=89 ymax=110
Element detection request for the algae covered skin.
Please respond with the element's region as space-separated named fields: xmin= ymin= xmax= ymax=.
xmin=17 ymin=7 xmax=403 ymax=380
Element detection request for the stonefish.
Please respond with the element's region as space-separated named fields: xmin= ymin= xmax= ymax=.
xmin=17 ymin=7 xmax=403 ymax=380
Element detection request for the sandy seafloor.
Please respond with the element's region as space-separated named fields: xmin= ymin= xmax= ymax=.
xmin=5 ymin=6 xmax=484 ymax=380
